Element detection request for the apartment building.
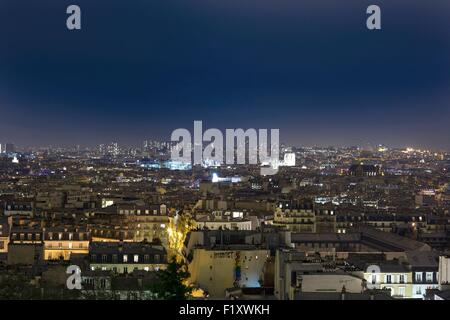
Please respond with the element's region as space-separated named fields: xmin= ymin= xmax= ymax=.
xmin=364 ymin=262 xmax=412 ymax=298
xmin=89 ymin=242 xmax=167 ymax=274
xmin=43 ymin=227 xmax=91 ymax=260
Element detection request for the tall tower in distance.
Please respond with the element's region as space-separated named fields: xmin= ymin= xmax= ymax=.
xmin=5 ymin=143 xmax=15 ymax=153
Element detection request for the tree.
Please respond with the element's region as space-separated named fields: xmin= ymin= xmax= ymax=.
xmin=150 ymin=257 xmax=193 ymax=300
xmin=0 ymin=274 xmax=37 ymax=300
xmin=167 ymin=213 xmax=193 ymax=258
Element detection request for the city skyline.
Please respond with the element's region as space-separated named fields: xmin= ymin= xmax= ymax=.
xmin=2 ymin=139 xmax=450 ymax=154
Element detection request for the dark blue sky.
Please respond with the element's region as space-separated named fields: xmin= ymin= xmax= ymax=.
xmin=1 ymin=0 xmax=450 ymax=149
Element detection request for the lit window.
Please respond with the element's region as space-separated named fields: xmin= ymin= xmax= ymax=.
xmin=123 ymin=254 xmax=128 ymax=262
xmin=371 ymin=274 xmax=377 ymax=284
xmin=386 ymin=274 xmax=392 ymax=284
xmin=416 ymin=272 xmax=422 ymax=282
xmin=134 ymin=255 xmax=139 ymax=263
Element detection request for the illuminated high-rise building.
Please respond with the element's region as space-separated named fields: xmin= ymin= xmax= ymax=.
xmin=4 ymin=143 xmax=14 ymax=153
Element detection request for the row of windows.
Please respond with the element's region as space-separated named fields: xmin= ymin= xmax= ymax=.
xmin=384 ymin=274 xmax=406 ymax=284
xmin=199 ymin=224 xmax=251 ymax=231
xmin=90 ymin=266 xmax=160 ymax=273
xmin=11 ymin=232 xmax=87 ymax=241
xmin=371 ymin=272 xmax=437 ymax=284
xmin=46 ymin=242 xmax=86 ymax=249
xmin=415 ymin=272 xmax=435 ymax=283
xmin=6 ymin=205 xmax=32 ymax=210
xmin=47 ymin=232 xmax=87 ymax=240
xmin=299 ymin=242 xmax=358 ymax=249
xmin=370 ymin=274 xmax=401 ymax=285
xmin=91 ymin=254 xmax=161 ymax=263
xmin=119 ymin=209 xmax=160 ymax=215
xmin=11 ymin=233 xmax=41 ymax=240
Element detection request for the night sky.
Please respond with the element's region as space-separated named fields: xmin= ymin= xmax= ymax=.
xmin=1 ymin=0 xmax=450 ymax=149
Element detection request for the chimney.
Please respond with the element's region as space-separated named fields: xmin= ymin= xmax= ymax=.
xmin=341 ymin=285 xmax=346 ymax=300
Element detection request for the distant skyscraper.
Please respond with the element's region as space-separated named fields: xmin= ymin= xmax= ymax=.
xmin=99 ymin=142 xmax=120 ymax=157
xmin=107 ymin=142 xmax=119 ymax=156
xmin=5 ymin=143 xmax=14 ymax=153
xmin=99 ymin=144 xmax=105 ymax=155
